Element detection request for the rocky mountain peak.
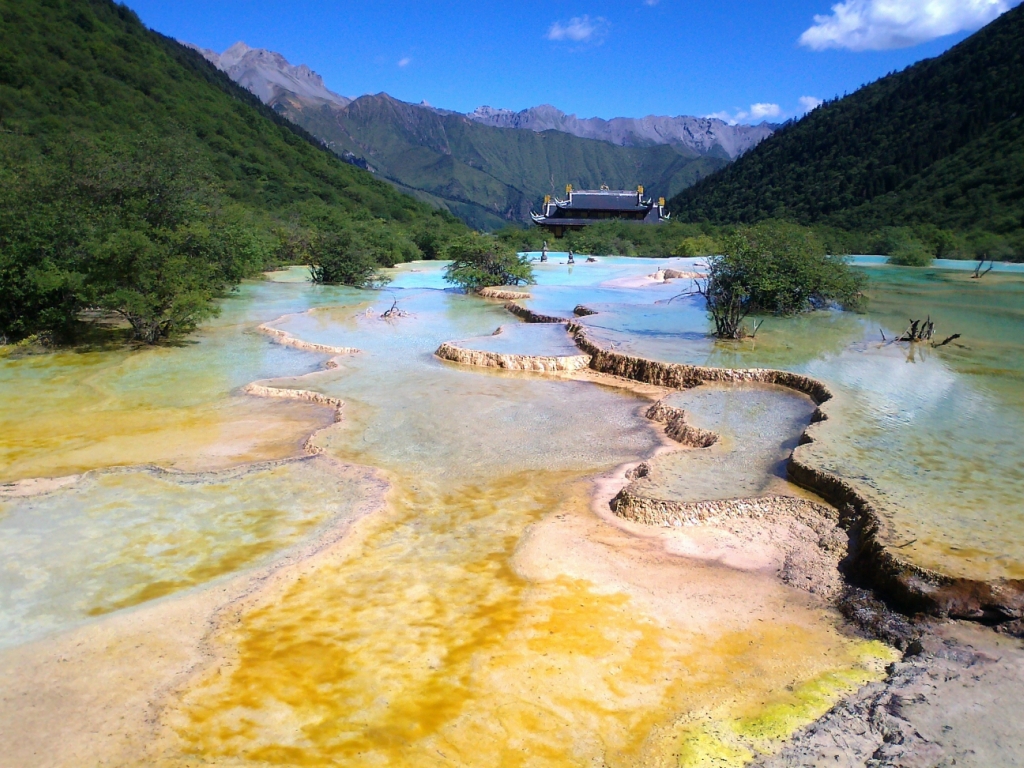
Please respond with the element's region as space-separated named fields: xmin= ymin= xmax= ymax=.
xmin=466 ymin=104 xmax=775 ymax=159
xmin=183 ymin=40 xmax=350 ymax=108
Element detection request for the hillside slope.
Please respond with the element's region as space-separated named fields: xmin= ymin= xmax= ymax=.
xmin=0 ymin=0 xmax=463 ymax=341
xmin=0 ymin=0 xmax=454 ymax=221
xmin=669 ymin=3 xmax=1024 ymax=247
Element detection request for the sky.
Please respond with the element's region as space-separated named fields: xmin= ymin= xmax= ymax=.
xmin=127 ymin=0 xmax=1021 ymax=122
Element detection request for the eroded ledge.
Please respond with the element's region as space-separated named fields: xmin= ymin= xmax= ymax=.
xmin=645 ymin=401 xmax=719 ymax=448
xmin=504 ymin=303 xmax=569 ymax=324
xmin=478 ymin=287 xmax=532 ymax=300
xmin=650 ymin=268 xmax=705 ymax=281
xmin=435 ymin=341 xmax=592 ymax=373
xmin=562 ymin=312 xmax=1024 ymax=628
xmin=613 ymin=487 xmax=835 ymax=530
xmin=242 ymin=384 xmax=344 ymax=418
xmin=569 ymin=322 xmax=833 ymax=403
xmin=257 ymin=318 xmax=361 ymax=356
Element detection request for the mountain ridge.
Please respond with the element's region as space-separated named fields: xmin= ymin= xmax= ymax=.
xmin=187 ymin=41 xmax=775 ymax=158
xmin=465 ymin=104 xmax=776 ymax=159
xmin=277 ymin=90 xmax=728 ymax=230
xmin=188 ymin=41 xmax=736 ymax=229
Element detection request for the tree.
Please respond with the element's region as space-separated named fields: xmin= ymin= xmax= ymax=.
xmin=87 ymin=222 xmax=252 ymax=343
xmin=878 ymin=227 xmax=933 ymax=266
xmin=443 ymin=235 xmax=534 ymax=293
xmin=673 ymin=234 xmax=720 ymax=257
xmin=305 ymin=225 xmax=397 ymax=288
xmin=1 ymin=134 xmax=267 ymax=344
xmin=697 ymin=221 xmax=865 ymax=339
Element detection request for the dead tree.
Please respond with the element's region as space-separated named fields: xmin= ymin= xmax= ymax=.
xmin=380 ymin=294 xmax=410 ymax=321
xmin=894 ymin=316 xmax=962 ymax=348
xmin=897 ymin=317 xmax=935 ymax=342
xmin=972 ymin=259 xmax=994 ymax=279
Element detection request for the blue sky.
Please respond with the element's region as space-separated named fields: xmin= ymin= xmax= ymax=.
xmin=128 ymin=0 xmax=1020 ymax=122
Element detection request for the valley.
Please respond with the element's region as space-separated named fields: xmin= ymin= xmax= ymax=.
xmin=2 ymin=0 xmax=1024 ymax=765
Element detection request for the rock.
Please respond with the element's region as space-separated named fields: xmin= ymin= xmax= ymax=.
xmin=478 ymin=287 xmax=532 ymax=300
xmin=752 ymin=624 xmax=1024 ymax=768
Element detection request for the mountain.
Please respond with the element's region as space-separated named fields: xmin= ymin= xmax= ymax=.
xmin=190 ymin=42 xmax=732 ymax=230
xmin=185 ymin=41 xmax=351 ymax=108
xmin=669 ymin=3 xmax=1024 ymax=247
xmin=276 ymin=92 xmax=729 ymax=230
xmin=0 ymin=0 xmax=464 ymax=341
xmin=466 ymin=105 xmax=775 ymax=159
xmin=0 ymin=1 xmax=452 ymax=223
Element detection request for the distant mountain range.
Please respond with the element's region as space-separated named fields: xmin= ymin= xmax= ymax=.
xmin=187 ymin=42 xmax=773 ymax=228
xmin=465 ymin=105 xmax=775 ymax=159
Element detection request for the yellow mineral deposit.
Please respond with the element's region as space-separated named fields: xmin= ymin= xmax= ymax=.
xmin=158 ymin=472 xmax=892 ymax=767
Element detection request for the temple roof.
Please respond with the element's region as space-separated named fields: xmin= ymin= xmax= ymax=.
xmin=556 ymin=190 xmax=649 ymax=211
xmin=531 ymin=187 xmax=669 ymax=230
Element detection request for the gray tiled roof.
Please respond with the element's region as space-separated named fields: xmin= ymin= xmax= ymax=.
xmin=558 ymin=190 xmax=647 ymax=211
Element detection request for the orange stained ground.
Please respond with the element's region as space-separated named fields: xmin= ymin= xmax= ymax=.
xmin=164 ymin=470 xmax=891 ymax=767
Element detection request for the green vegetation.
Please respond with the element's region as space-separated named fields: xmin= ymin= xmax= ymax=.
xmin=670 ymin=4 xmax=1024 ymax=262
xmin=877 ymin=228 xmax=932 ymax=267
xmin=282 ymin=93 xmax=729 ymax=231
xmin=0 ymin=0 xmax=467 ymax=343
xmin=443 ymin=235 xmax=534 ymax=293
xmin=495 ymin=221 xmax=727 ymax=258
xmin=697 ymin=222 xmax=865 ymax=339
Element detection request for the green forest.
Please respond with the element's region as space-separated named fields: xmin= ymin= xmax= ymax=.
xmin=0 ymin=0 xmax=467 ymax=343
xmin=669 ymin=2 xmax=1024 ymax=261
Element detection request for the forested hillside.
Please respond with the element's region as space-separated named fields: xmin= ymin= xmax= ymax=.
xmin=0 ymin=0 xmax=465 ymax=342
xmin=278 ymin=93 xmax=728 ymax=231
xmin=669 ymin=3 xmax=1024 ymax=259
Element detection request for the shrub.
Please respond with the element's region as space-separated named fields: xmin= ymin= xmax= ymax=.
xmin=700 ymin=220 xmax=865 ymax=339
xmin=876 ymin=227 xmax=933 ymax=266
xmin=673 ymin=235 xmax=720 ymax=257
xmin=443 ymin=235 xmax=534 ymax=292
xmin=306 ymin=228 xmax=393 ymax=288
xmin=888 ymin=240 xmax=933 ymax=266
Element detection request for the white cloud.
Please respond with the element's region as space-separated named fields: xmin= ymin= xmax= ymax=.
xmin=397 ymin=57 xmax=412 ymax=68
xmin=704 ymin=110 xmax=737 ymax=123
xmin=798 ymin=95 xmax=824 ymax=113
xmin=708 ymin=100 xmax=809 ymax=124
xmin=644 ymin=0 xmax=661 ymax=5
xmin=546 ymin=15 xmax=610 ymax=43
xmin=749 ymin=102 xmax=782 ymax=120
xmin=799 ymin=0 xmax=1015 ymax=51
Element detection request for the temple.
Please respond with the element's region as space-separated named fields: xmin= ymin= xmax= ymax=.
xmin=531 ymin=185 xmax=670 ymax=237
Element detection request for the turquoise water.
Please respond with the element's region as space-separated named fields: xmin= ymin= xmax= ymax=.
xmin=278 ymin=258 xmax=1024 ymax=580
xmin=458 ymin=323 xmax=582 ymax=357
xmin=0 ymin=458 xmax=377 ymax=648
xmin=639 ymin=384 xmax=817 ymax=503
xmin=571 ymin=265 xmax=1024 ymax=580
xmin=850 ymin=255 xmax=1024 ymax=273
